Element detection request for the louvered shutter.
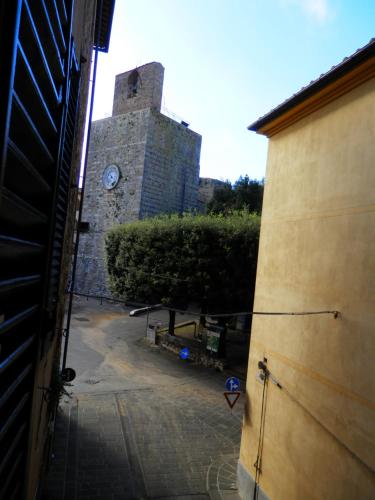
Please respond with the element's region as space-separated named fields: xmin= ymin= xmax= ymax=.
xmin=0 ymin=1 xmax=80 ymax=497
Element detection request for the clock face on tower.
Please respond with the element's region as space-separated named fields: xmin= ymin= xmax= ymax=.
xmin=102 ymin=164 xmax=120 ymax=190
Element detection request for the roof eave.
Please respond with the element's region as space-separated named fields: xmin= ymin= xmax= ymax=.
xmin=94 ymin=0 xmax=115 ymax=53
xmin=249 ymin=39 xmax=375 ymax=136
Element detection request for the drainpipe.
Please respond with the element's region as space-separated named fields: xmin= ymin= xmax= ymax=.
xmin=61 ymin=1 xmax=102 ymax=370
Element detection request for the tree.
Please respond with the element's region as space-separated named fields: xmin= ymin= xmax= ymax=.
xmin=207 ymin=175 xmax=264 ymax=215
xmin=106 ymin=212 xmax=260 ymax=351
xmin=205 ymin=181 xmax=234 ymax=214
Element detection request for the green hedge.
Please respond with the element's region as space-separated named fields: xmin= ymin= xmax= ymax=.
xmin=106 ymin=211 xmax=260 ymax=314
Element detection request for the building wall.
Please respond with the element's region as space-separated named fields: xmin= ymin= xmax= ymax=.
xmin=197 ymin=177 xmax=227 ymax=212
xmin=239 ymin=77 xmax=375 ymax=499
xmin=140 ymin=110 xmax=201 ymax=218
xmin=75 ymin=110 xmax=148 ymax=295
xmin=112 ymin=62 xmax=164 ymax=116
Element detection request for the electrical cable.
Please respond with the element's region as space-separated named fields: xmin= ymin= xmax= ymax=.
xmin=67 ymin=291 xmax=340 ymax=319
xmin=257 ymin=364 xmax=374 ymax=474
xmin=123 ymin=273 xmax=339 ymax=317
xmin=253 ymin=362 xmax=269 ymax=500
xmin=163 ymin=306 xmax=340 ymax=319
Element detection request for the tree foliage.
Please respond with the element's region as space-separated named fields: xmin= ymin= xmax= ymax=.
xmin=106 ymin=211 xmax=260 ymax=318
xmin=207 ymin=175 xmax=264 ymax=214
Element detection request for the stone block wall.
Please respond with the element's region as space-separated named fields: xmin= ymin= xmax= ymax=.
xmin=198 ymin=177 xmax=227 ymax=212
xmin=75 ymin=110 xmax=149 ymax=295
xmin=140 ymin=110 xmax=201 ymax=218
xmin=112 ymin=62 xmax=164 ymax=116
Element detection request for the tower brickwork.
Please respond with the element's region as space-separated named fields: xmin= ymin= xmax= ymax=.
xmin=112 ymin=62 xmax=164 ymax=116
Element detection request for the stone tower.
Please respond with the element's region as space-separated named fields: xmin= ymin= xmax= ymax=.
xmin=75 ymin=62 xmax=202 ymax=296
xmin=112 ymin=63 xmax=164 ymax=115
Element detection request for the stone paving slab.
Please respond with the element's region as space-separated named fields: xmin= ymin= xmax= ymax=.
xmin=43 ymin=300 xmax=244 ymax=499
xmin=43 ymin=382 xmax=243 ymax=499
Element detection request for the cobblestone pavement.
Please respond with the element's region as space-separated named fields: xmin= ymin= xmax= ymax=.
xmin=43 ymin=299 xmax=245 ymax=499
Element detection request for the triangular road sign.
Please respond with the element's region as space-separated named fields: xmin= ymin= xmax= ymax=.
xmin=224 ymin=391 xmax=241 ymax=409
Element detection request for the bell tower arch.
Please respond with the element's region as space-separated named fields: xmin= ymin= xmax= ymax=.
xmin=112 ymin=62 xmax=164 ymax=115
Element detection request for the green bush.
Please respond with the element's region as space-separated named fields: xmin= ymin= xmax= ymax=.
xmin=106 ymin=211 xmax=260 ymax=315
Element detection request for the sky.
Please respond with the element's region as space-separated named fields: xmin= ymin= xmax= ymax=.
xmin=92 ymin=0 xmax=375 ymax=182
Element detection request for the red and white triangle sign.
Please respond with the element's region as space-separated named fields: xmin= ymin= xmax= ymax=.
xmin=224 ymin=391 xmax=241 ymax=409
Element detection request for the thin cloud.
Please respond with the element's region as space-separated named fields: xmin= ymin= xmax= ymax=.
xmin=281 ymin=0 xmax=331 ymax=23
xmin=305 ymin=0 xmax=329 ymax=21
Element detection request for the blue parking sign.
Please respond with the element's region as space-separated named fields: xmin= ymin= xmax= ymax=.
xmin=225 ymin=376 xmax=240 ymax=392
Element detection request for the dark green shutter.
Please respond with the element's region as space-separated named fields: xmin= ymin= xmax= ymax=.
xmin=0 ymin=1 xmax=80 ymax=497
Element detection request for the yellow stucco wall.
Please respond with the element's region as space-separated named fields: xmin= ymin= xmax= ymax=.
xmin=240 ymin=77 xmax=375 ymax=499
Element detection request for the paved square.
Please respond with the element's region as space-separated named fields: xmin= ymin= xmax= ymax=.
xmin=43 ymin=299 xmax=245 ymax=499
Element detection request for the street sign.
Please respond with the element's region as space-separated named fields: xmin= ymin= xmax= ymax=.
xmin=179 ymin=347 xmax=190 ymax=360
xmin=224 ymin=391 xmax=241 ymax=409
xmin=225 ymin=376 xmax=240 ymax=392
xmin=206 ymin=330 xmax=220 ymax=352
xmin=206 ymin=324 xmax=224 ymax=353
